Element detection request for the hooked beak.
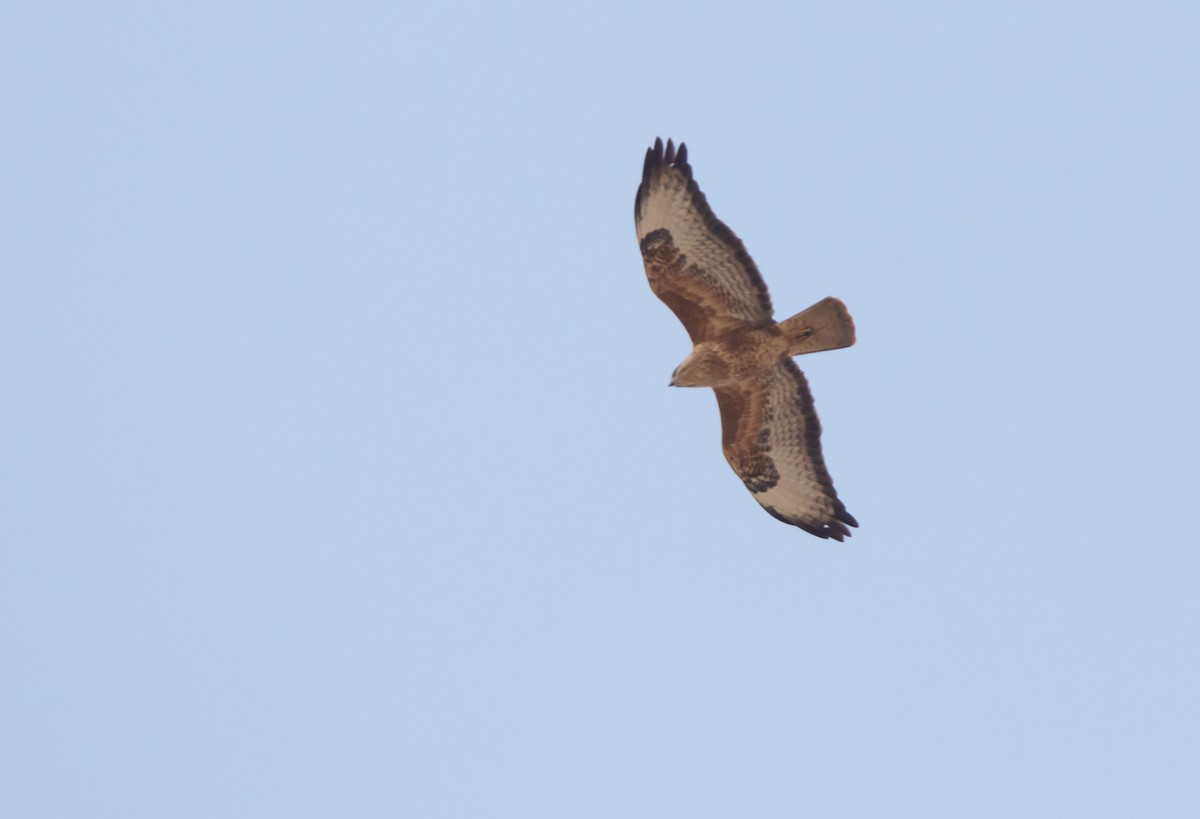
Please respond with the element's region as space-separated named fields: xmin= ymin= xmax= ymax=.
xmin=669 ymin=366 xmax=679 ymax=387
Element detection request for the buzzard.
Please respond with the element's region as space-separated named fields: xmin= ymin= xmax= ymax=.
xmin=634 ymin=138 xmax=858 ymax=539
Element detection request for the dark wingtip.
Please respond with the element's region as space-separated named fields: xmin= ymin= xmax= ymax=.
xmin=637 ymin=137 xmax=689 ymax=221
xmin=645 ymin=137 xmax=689 ymax=170
xmin=763 ymin=504 xmax=858 ymax=541
xmin=636 ymin=139 xmax=664 ymax=221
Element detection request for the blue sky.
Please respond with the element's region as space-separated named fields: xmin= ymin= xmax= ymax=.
xmin=3 ymin=2 xmax=1198 ymax=816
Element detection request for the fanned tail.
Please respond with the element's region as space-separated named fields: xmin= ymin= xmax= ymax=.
xmin=778 ymin=297 xmax=856 ymax=357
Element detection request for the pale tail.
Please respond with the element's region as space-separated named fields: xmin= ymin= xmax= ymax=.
xmin=779 ymin=297 xmax=856 ymax=356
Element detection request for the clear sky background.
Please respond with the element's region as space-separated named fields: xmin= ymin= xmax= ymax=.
xmin=3 ymin=2 xmax=1198 ymax=817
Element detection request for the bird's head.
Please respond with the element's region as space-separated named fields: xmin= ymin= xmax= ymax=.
xmin=670 ymin=344 xmax=732 ymax=388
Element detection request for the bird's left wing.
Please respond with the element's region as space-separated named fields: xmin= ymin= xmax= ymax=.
xmin=634 ymin=138 xmax=774 ymax=344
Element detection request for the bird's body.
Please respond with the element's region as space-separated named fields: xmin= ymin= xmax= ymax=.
xmin=634 ymin=138 xmax=858 ymax=539
xmin=668 ymin=327 xmax=785 ymax=389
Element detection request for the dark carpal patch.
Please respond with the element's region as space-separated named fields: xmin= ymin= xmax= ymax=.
xmin=739 ymin=459 xmax=781 ymax=493
xmin=639 ymin=228 xmax=674 ymax=255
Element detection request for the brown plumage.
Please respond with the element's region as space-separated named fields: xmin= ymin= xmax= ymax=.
xmin=634 ymin=138 xmax=858 ymax=539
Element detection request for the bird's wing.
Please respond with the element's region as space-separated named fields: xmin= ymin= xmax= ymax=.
xmin=714 ymin=358 xmax=857 ymax=539
xmin=635 ymin=138 xmax=774 ymax=343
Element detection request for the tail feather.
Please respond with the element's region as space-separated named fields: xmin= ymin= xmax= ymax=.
xmin=779 ymin=297 xmax=856 ymax=356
